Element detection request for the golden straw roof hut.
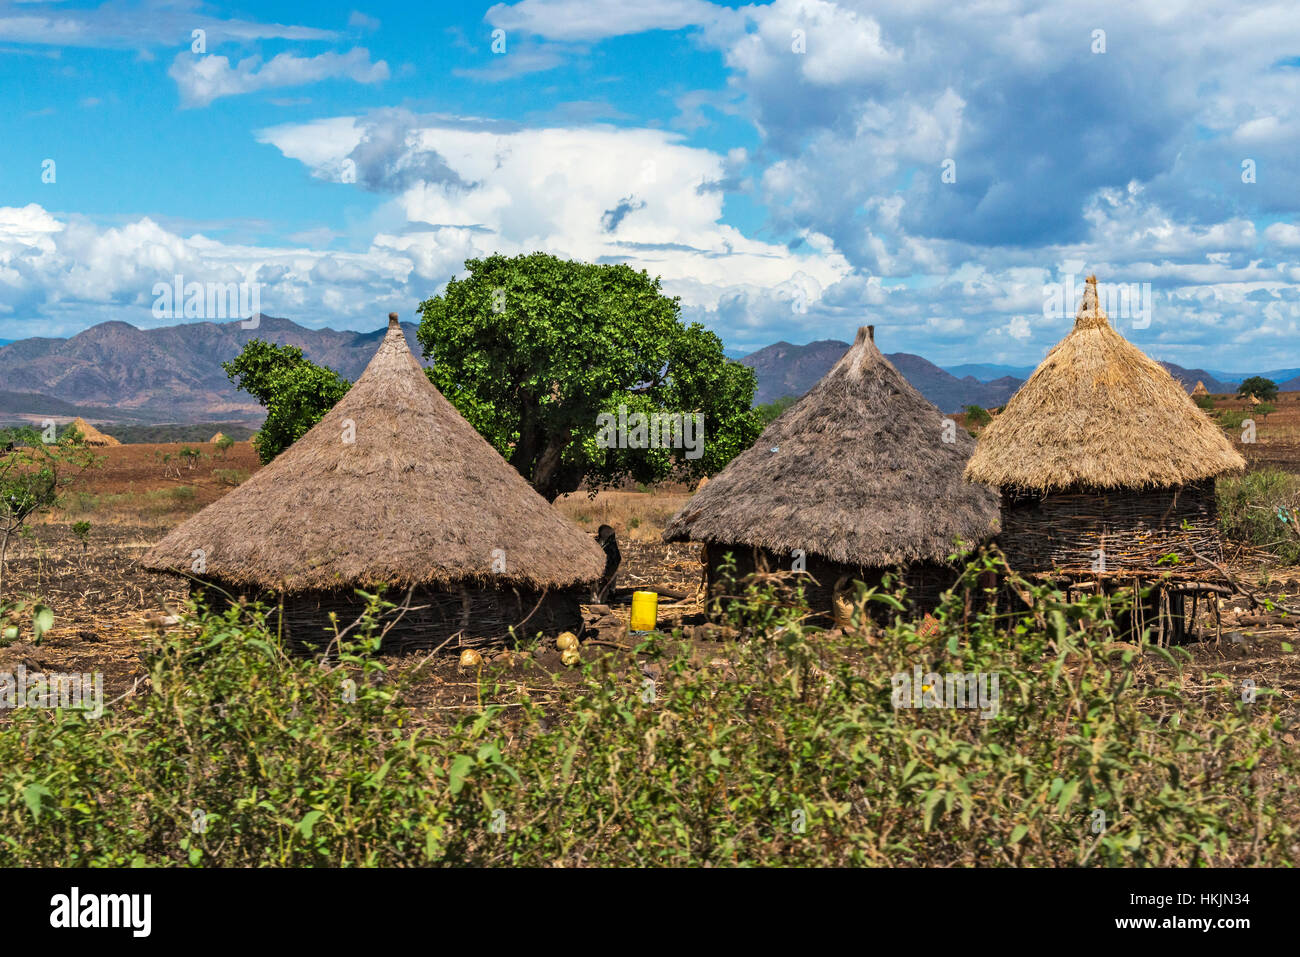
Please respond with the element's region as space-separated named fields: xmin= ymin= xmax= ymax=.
xmin=68 ymin=417 xmax=120 ymax=446
xmin=964 ymin=275 xmax=1245 ymax=577
xmin=663 ymin=325 xmax=999 ymax=618
xmin=209 ymin=431 xmax=226 ymax=443
xmin=1191 ymin=380 xmax=1209 ymax=398
xmin=143 ymin=314 xmax=605 ymax=650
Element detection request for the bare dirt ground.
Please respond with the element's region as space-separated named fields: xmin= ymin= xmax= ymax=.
xmin=4 ymin=440 xmax=1299 ymax=728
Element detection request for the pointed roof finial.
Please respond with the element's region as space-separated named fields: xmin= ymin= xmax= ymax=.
xmin=388 ymin=312 xmax=399 ymax=328
xmin=1075 ymin=274 xmax=1108 ymax=329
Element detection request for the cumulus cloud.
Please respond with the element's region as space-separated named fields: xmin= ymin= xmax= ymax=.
xmin=258 ymin=112 xmax=852 ymax=305
xmin=169 ymin=48 xmax=389 ymax=107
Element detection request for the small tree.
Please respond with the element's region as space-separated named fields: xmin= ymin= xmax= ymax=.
xmin=1237 ymin=377 xmax=1278 ymax=402
xmin=224 ymin=341 xmax=351 ymax=464
xmin=214 ymin=434 xmax=235 ymax=458
xmin=963 ymin=405 xmax=993 ymax=428
xmin=0 ymin=427 xmax=93 ymax=602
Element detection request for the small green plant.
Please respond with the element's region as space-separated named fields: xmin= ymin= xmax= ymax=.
xmin=1194 ymin=395 xmax=1216 ymax=411
xmin=212 ymin=468 xmax=249 ymax=487
xmin=179 ymin=446 xmax=202 ymax=471
xmin=963 ymin=405 xmax=993 ymax=427
xmin=70 ymin=521 xmax=91 ymax=561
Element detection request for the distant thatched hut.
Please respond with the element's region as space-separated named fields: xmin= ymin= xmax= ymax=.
xmin=68 ymin=417 xmax=120 ymax=446
xmin=663 ymin=326 xmax=999 ymax=620
xmin=209 ymin=431 xmax=226 ymax=443
xmin=1191 ymin=380 xmax=1209 ymax=398
xmin=142 ymin=314 xmax=605 ymax=651
xmin=965 ymin=276 xmax=1245 ymax=578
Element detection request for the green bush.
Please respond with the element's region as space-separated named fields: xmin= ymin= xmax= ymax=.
xmin=0 ymin=562 xmax=1296 ymax=866
xmin=963 ymin=405 xmax=992 ymax=427
xmin=1218 ymin=468 xmax=1300 ymax=564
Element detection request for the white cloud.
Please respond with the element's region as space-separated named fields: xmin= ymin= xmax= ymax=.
xmin=169 ymin=48 xmax=389 ymax=107
xmin=258 ymin=113 xmax=852 ymax=306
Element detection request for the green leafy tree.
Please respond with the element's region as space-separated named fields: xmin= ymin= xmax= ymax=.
xmin=1237 ymin=376 xmax=1278 ymax=402
xmin=963 ymin=404 xmax=993 ymax=427
xmin=755 ymin=396 xmax=797 ymax=428
xmin=417 ymin=253 xmax=760 ymax=500
xmin=224 ymin=341 xmax=352 ymax=464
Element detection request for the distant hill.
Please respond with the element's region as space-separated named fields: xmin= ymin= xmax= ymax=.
xmin=0 ymin=316 xmax=427 ymax=424
xmin=1 ymin=317 xmax=1293 ymax=424
xmin=740 ymin=339 xmax=1020 ymax=412
xmin=944 ymin=362 xmax=1037 ymax=382
xmin=738 ymin=342 xmax=1297 ymax=413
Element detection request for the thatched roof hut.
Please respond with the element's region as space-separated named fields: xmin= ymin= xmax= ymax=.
xmin=68 ymin=417 xmax=120 ymax=446
xmin=664 ymin=326 xmax=999 ymax=617
xmin=965 ymin=276 xmax=1245 ymax=575
xmin=209 ymin=431 xmax=226 ymax=443
xmin=143 ymin=314 xmax=605 ymax=650
xmin=1191 ymin=380 xmax=1209 ymax=398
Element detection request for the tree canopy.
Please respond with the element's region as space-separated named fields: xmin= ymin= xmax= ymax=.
xmin=417 ymin=253 xmax=760 ymax=500
xmin=1237 ymin=376 xmax=1279 ymax=402
xmin=224 ymin=340 xmax=351 ymax=464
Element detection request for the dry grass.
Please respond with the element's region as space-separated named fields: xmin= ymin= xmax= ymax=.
xmin=663 ymin=325 xmax=999 ymax=566
xmin=555 ymin=489 xmax=692 ymax=541
xmin=140 ymin=317 xmax=606 ymax=592
xmin=967 ymin=276 xmax=1246 ymax=491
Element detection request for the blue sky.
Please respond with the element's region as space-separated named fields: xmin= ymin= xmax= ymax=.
xmin=1 ymin=0 xmax=1298 ymax=369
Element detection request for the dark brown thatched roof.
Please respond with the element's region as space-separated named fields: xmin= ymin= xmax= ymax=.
xmin=965 ymin=276 xmax=1246 ymax=492
xmin=142 ymin=315 xmax=605 ymax=592
xmin=662 ymin=326 xmax=999 ymax=566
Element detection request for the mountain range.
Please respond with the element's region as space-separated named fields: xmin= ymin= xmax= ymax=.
xmin=0 ymin=317 xmax=426 ymax=424
xmin=0 ymin=317 xmax=1295 ymax=424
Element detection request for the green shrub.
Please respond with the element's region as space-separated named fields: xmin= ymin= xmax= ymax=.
xmin=1218 ymin=468 xmax=1300 ymax=563
xmin=1194 ymin=395 xmax=1216 ymax=411
xmin=0 ymin=561 xmax=1296 ymax=866
xmin=963 ymin=405 xmax=992 ymax=427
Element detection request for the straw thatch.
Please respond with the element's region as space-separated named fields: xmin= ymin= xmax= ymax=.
xmin=209 ymin=431 xmax=226 ymax=443
xmin=1191 ymin=380 xmax=1209 ymax=398
xmin=68 ymin=417 xmax=119 ymax=446
xmin=142 ymin=314 xmax=605 ymax=593
xmin=663 ymin=326 xmax=999 ymax=567
xmin=1248 ymin=393 xmax=1261 ymax=406
xmin=964 ymin=276 xmax=1245 ymax=492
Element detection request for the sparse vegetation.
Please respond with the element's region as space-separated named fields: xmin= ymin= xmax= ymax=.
xmin=1 ymin=559 xmax=1296 ymax=866
xmin=1219 ymin=468 xmax=1300 ymax=564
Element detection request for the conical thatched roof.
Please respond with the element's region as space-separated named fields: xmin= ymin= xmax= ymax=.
xmin=68 ymin=417 xmax=119 ymax=446
xmin=1248 ymin=393 xmax=1261 ymax=406
xmin=1191 ymin=380 xmax=1209 ymax=397
xmin=142 ymin=315 xmax=605 ymax=592
xmin=209 ymin=431 xmax=226 ymax=443
xmin=662 ymin=326 xmax=999 ymax=566
xmin=965 ymin=276 xmax=1245 ymax=492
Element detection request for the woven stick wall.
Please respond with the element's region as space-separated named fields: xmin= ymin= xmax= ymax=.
xmin=998 ymin=479 xmax=1221 ymax=573
xmin=703 ymin=544 xmax=959 ymax=623
xmin=195 ymin=580 xmax=585 ymax=652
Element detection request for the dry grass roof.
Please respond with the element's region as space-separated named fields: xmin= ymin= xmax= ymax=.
xmin=964 ymin=276 xmax=1245 ymax=493
xmin=142 ymin=315 xmax=605 ymax=592
xmin=662 ymin=326 xmax=999 ymax=566
xmin=69 ymin=417 xmax=119 ymax=446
